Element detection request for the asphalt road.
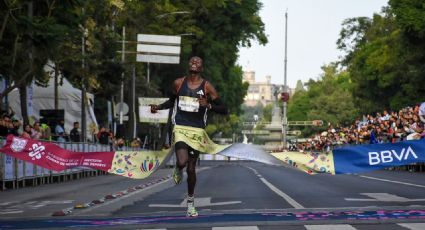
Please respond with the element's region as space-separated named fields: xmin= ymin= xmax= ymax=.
xmin=1 ymin=161 xmax=425 ymax=229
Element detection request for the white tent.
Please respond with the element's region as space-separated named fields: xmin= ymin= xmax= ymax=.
xmin=8 ymin=69 xmax=98 ymax=141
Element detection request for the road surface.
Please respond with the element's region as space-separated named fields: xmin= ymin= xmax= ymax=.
xmin=1 ymin=161 xmax=425 ymax=229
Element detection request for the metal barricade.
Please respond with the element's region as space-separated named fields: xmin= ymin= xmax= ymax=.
xmin=0 ymin=139 xmax=114 ymax=190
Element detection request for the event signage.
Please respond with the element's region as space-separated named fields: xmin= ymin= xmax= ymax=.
xmin=1 ymin=134 xmax=424 ymax=178
xmin=332 ymin=139 xmax=425 ymax=174
xmin=25 ymin=162 xmax=34 ymax=177
xmin=0 ymin=135 xmax=169 ymax=179
xmin=4 ymin=155 xmax=14 ymax=180
xmin=272 ymin=139 xmax=425 ymax=174
xmin=138 ymin=97 xmax=169 ymax=123
xmin=17 ymin=159 xmax=24 ymax=179
xmin=136 ymin=34 xmax=181 ymax=64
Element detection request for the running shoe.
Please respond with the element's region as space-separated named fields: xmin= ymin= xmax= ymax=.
xmin=186 ymin=197 xmax=198 ymax=217
xmin=172 ymin=167 xmax=183 ymax=185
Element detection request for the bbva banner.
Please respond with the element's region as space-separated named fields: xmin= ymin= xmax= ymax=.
xmin=272 ymin=139 xmax=425 ymax=174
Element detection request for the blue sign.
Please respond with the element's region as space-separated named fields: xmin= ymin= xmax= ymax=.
xmin=333 ymin=139 xmax=425 ymax=174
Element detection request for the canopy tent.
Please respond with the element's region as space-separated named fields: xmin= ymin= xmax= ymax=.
xmin=8 ymin=67 xmax=98 ymax=141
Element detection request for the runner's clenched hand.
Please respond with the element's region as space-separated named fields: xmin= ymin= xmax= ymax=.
xmin=150 ymin=104 xmax=159 ymax=113
xmin=198 ymin=96 xmax=209 ymax=107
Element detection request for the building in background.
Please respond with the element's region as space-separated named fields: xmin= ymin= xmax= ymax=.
xmin=243 ymin=70 xmax=295 ymax=107
xmin=243 ymin=70 xmax=274 ymax=107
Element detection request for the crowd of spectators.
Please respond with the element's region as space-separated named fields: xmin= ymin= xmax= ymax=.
xmin=0 ymin=113 xmax=143 ymax=150
xmin=0 ymin=114 xmax=50 ymax=140
xmin=296 ymin=102 xmax=425 ymax=152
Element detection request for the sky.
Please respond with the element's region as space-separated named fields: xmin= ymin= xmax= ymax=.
xmin=237 ymin=0 xmax=389 ymax=88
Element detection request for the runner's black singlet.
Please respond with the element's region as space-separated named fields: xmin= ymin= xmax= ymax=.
xmin=172 ymin=77 xmax=208 ymax=129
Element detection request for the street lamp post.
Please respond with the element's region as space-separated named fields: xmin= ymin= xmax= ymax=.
xmin=282 ymin=11 xmax=288 ymax=150
xmin=119 ymin=26 xmax=125 ymax=126
xmin=81 ymin=8 xmax=87 ymax=143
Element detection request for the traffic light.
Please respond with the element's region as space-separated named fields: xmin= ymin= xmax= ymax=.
xmin=280 ymin=92 xmax=290 ymax=102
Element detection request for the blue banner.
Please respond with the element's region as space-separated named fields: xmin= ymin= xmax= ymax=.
xmin=333 ymin=139 xmax=425 ymax=174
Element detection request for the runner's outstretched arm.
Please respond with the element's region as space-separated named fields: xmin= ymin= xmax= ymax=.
xmin=157 ymin=94 xmax=177 ymax=110
xmin=150 ymin=78 xmax=184 ymax=112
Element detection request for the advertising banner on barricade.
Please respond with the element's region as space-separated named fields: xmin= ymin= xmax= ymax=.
xmin=272 ymin=138 xmax=425 ymax=174
xmin=0 ymin=135 xmax=170 ymax=179
xmin=25 ymin=162 xmax=34 ymax=177
xmin=17 ymin=159 xmax=24 ymax=179
xmin=0 ymin=133 xmax=286 ymax=179
xmin=36 ymin=165 xmax=44 ymax=176
xmin=4 ymin=155 xmax=14 ymax=180
xmin=139 ymin=98 xmax=169 ymax=123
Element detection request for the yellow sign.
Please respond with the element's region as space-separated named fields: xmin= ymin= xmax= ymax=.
xmin=109 ymin=149 xmax=171 ymax=179
xmin=271 ymin=151 xmax=336 ymax=175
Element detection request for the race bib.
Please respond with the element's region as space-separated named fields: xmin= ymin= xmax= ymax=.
xmin=178 ymin=96 xmax=200 ymax=112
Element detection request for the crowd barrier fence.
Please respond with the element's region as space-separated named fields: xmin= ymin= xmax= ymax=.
xmin=0 ymin=139 xmax=241 ymax=190
xmin=0 ymin=139 xmax=115 ymax=190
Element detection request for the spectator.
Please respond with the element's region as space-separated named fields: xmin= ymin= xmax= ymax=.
xmin=9 ymin=117 xmax=21 ymax=136
xmin=40 ymin=123 xmax=52 ymax=140
xmin=0 ymin=114 xmax=13 ymax=137
xmin=97 ymin=127 xmax=112 ymax=145
xmin=290 ymin=101 xmax=425 ymax=152
xmin=115 ymin=137 xmax=125 ymax=150
xmin=21 ymin=124 xmax=32 ymax=138
xmin=130 ymin=137 xmax=141 ymax=149
xmin=380 ymin=110 xmax=390 ymax=121
xmin=369 ymin=126 xmax=378 ymax=144
xmin=69 ymin=122 xmax=81 ymax=142
xmin=55 ymin=119 xmax=66 ymax=142
xmin=31 ymin=122 xmax=43 ymax=140
xmin=419 ymin=102 xmax=425 ymax=123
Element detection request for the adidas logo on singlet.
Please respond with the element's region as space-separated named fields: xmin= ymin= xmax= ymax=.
xmin=196 ymin=90 xmax=204 ymax=96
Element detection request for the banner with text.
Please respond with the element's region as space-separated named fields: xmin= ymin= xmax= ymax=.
xmin=272 ymin=139 xmax=425 ymax=174
xmin=0 ymin=135 xmax=171 ymax=179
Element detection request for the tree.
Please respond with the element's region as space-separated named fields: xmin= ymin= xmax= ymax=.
xmin=287 ymin=64 xmax=359 ymax=136
xmin=337 ymin=3 xmax=425 ymax=113
xmin=295 ymin=80 xmax=305 ymax=92
xmin=1 ymin=0 xmax=267 ymax=140
xmin=0 ymin=1 xmax=83 ymax=123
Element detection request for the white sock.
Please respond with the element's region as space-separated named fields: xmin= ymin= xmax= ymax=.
xmin=187 ymin=195 xmax=195 ymax=203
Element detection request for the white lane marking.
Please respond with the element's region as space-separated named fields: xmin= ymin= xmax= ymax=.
xmin=359 ymin=175 xmax=425 ymax=189
xmin=0 ymin=210 xmax=24 ymax=214
xmin=140 ymin=229 xmax=166 ymax=230
xmin=78 ymin=167 xmax=211 ymax=214
xmin=398 ymin=223 xmax=425 ymax=230
xmin=246 ymin=166 xmax=304 ymax=209
xmin=0 ymin=200 xmax=75 ymax=215
xmin=212 ymin=226 xmax=259 ymax=230
xmin=305 ymin=224 xmax=356 ymax=230
xmin=149 ymin=197 xmax=241 ymax=208
xmin=345 ymin=193 xmax=425 ymax=202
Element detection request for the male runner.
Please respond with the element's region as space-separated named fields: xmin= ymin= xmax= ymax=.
xmin=150 ymin=56 xmax=227 ymax=217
